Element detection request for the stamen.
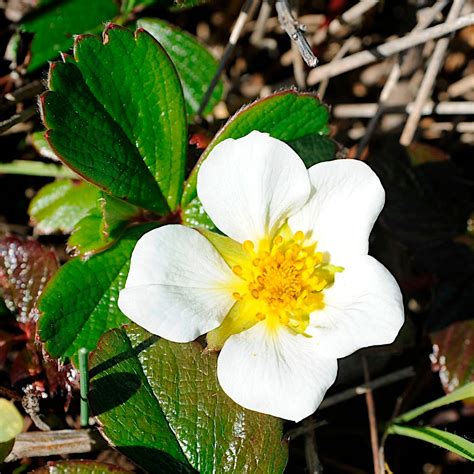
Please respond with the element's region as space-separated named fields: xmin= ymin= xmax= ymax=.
xmin=294 ymin=230 xmax=305 ymax=241
xmin=243 ymin=240 xmax=254 ymax=252
xmin=232 ymin=265 xmax=243 ymax=276
xmin=273 ymin=235 xmax=283 ymax=246
xmin=228 ymin=229 xmax=342 ymax=334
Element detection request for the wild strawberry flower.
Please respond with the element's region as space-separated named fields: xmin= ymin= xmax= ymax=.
xmin=118 ymin=131 xmax=404 ymax=422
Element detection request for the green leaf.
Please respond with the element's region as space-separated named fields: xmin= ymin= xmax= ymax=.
xmin=393 ymin=382 xmax=474 ymax=424
xmin=67 ymin=212 xmax=116 ymax=257
xmin=31 ymin=131 xmax=58 ymax=160
xmin=38 ymin=224 xmax=156 ymax=361
xmin=287 ymin=134 xmax=338 ymax=168
xmin=0 ymin=160 xmax=76 ymax=178
xmin=138 ymin=18 xmax=223 ymax=118
xmin=181 ymin=90 xmax=331 ymax=207
xmin=40 ymin=25 xmax=187 ymax=213
xmin=181 ymin=196 xmax=217 ymax=231
xmin=30 ymin=460 xmax=131 ymax=473
xmin=100 ymin=194 xmax=141 ymax=239
xmin=0 ymin=439 xmax=15 ymax=464
xmin=0 ymin=399 xmax=23 ymax=443
xmin=22 ymin=0 xmax=120 ymax=72
xmin=172 ymin=0 xmax=209 ymax=8
xmin=67 ymin=194 xmax=140 ymax=257
xmin=387 ymin=424 xmax=474 ymax=462
xmin=29 ymin=179 xmax=100 ymax=235
xmin=89 ymin=324 xmax=288 ymax=473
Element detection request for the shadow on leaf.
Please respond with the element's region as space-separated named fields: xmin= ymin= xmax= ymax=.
xmin=89 ymin=372 xmax=142 ymax=415
xmin=89 ymin=334 xmax=159 ymax=378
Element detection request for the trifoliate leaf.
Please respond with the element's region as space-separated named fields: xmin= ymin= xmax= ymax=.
xmin=40 ymin=25 xmax=187 ymax=213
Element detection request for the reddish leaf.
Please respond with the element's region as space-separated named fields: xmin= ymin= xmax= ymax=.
xmin=430 ymin=320 xmax=474 ymax=395
xmin=407 ymin=143 xmax=449 ymax=167
xmin=10 ymin=342 xmax=42 ymax=386
xmin=0 ymin=236 xmax=59 ymax=323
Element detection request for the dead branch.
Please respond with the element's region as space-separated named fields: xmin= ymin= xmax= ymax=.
xmin=400 ymin=0 xmax=466 ymax=145
xmin=307 ymin=13 xmax=474 ymax=84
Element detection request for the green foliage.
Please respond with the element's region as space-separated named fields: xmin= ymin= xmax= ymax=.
xmin=181 ymin=197 xmax=217 ymax=231
xmin=138 ymin=18 xmax=223 ymax=118
xmin=181 ymin=90 xmax=332 ymax=207
xmin=0 ymin=399 xmax=23 ymax=443
xmin=38 ymin=224 xmax=156 ymax=361
xmin=30 ymin=131 xmax=58 ymax=160
xmin=287 ymin=134 xmax=338 ymax=167
xmin=67 ymin=194 xmax=140 ymax=257
xmin=89 ymin=324 xmax=288 ymax=473
xmin=387 ymin=382 xmax=474 ymax=461
xmin=40 ymin=25 xmax=187 ymax=213
xmin=393 ymin=382 xmax=474 ymax=424
xmin=387 ymin=425 xmax=474 ymax=462
xmin=29 ymin=179 xmax=100 ymax=234
xmin=67 ymin=212 xmax=115 ymax=257
xmin=22 ymin=0 xmax=119 ymax=72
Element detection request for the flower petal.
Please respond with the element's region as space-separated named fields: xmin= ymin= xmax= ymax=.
xmin=197 ymin=131 xmax=311 ymax=243
xmin=288 ymin=159 xmax=385 ymax=262
xmin=309 ymin=255 xmax=404 ymax=358
xmin=217 ymin=322 xmax=338 ymax=421
xmin=118 ymin=225 xmax=238 ymax=343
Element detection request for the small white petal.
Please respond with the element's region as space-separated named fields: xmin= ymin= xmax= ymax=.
xmin=288 ymin=159 xmax=385 ymax=262
xmin=309 ymin=256 xmax=404 ymax=358
xmin=118 ymin=225 xmax=238 ymax=343
xmin=218 ymin=322 xmax=338 ymax=421
xmin=197 ymin=131 xmax=311 ymax=243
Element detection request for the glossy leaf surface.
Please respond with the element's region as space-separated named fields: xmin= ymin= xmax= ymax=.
xmin=40 ymin=25 xmax=187 ymax=213
xmin=22 ymin=0 xmax=119 ymax=71
xmin=28 ymin=179 xmax=100 ymax=235
xmin=90 ymin=324 xmax=288 ymax=473
xmin=0 ymin=236 xmax=58 ymax=323
xmin=138 ymin=18 xmax=223 ymax=118
xmin=38 ymin=225 xmax=156 ymax=361
xmin=431 ymin=320 xmax=474 ymax=394
xmin=388 ymin=424 xmax=474 ymax=462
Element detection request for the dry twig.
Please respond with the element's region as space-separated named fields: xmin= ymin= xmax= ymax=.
xmin=307 ymin=13 xmax=474 ymax=84
xmin=355 ymin=0 xmax=449 ymax=158
xmin=328 ymin=0 xmax=380 ymax=37
xmin=332 ymin=101 xmax=474 ymax=118
xmin=275 ymin=0 xmax=318 ymax=67
xmin=400 ymin=0 xmax=466 ymax=145
xmin=0 ymin=106 xmax=36 ymax=134
xmin=5 ymin=429 xmax=106 ymax=462
xmin=197 ymin=0 xmax=258 ymax=118
xmin=362 ymin=356 xmax=381 ymax=474
xmin=319 ymin=366 xmax=415 ymax=410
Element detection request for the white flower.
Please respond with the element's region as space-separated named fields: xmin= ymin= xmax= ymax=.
xmin=118 ymin=131 xmax=404 ymax=422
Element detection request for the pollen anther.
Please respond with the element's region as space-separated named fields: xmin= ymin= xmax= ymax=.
xmin=230 ymin=229 xmax=341 ymax=334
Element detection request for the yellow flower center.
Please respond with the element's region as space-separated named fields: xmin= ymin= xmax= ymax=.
xmin=231 ymin=230 xmax=341 ymax=334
